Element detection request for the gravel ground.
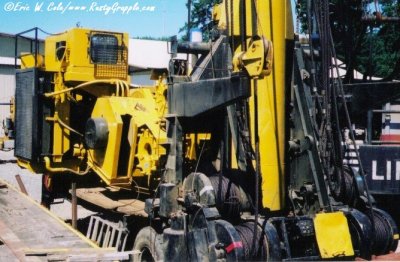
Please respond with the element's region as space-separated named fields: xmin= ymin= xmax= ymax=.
xmin=0 ymin=149 xmax=95 ymax=221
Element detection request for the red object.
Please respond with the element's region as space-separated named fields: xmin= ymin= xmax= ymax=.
xmin=225 ymin=241 xmax=243 ymax=254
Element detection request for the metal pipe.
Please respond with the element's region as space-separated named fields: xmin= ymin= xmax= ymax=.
xmin=71 ymin=182 xmax=77 ymax=229
xmin=186 ymin=0 xmax=192 ymax=65
xmin=43 ymin=157 xmax=90 ymax=176
xmin=35 ymin=28 xmax=38 ymax=67
xmin=240 ymin=0 xmax=247 ymax=51
xmin=177 ymin=42 xmax=211 ymax=54
xmin=372 ymin=110 xmax=400 ymax=114
xmin=44 ymin=79 xmax=118 ymax=97
xmin=367 ymin=110 xmax=373 ymax=144
xmin=15 ymin=175 xmax=28 ymax=195
xmin=14 ymin=35 xmax=18 ymax=69
xmin=187 ymin=0 xmax=191 ymax=41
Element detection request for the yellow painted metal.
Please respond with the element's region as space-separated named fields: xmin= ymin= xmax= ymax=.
xmin=17 ymin=159 xmax=37 ymax=173
xmin=225 ymin=0 xmax=293 ymax=210
xmin=44 ymin=28 xmax=129 ymax=82
xmin=252 ymin=0 xmax=293 ymax=211
xmin=44 ymin=28 xmax=130 ymax=165
xmin=314 ymin=212 xmax=355 ymax=258
xmin=20 ymin=53 xmax=44 ymax=69
xmin=185 ymin=134 xmax=210 ymax=161
xmin=51 ymin=77 xmax=71 ymax=163
xmin=16 ymin=26 xmax=169 ymax=200
xmin=88 ymin=90 xmax=166 ymax=186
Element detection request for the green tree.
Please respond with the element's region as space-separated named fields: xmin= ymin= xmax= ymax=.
xmin=296 ymin=0 xmax=400 ymax=81
xmin=179 ymin=0 xmax=220 ymax=41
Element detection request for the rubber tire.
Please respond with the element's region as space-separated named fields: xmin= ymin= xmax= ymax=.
xmin=133 ymin=226 xmax=163 ymax=262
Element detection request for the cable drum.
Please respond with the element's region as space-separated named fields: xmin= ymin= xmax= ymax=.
xmin=208 ymin=175 xmax=252 ymax=220
xmin=234 ymin=222 xmax=268 ymax=261
xmin=371 ymin=208 xmax=399 ymax=255
xmin=331 ymin=165 xmax=357 ymax=206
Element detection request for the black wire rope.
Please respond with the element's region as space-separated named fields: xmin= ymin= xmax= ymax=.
xmin=326 ymin=0 xmax=377 ymax=237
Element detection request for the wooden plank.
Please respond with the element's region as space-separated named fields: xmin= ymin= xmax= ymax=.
xmin=75 ymin=188 xmax=124 ymax=210
xmin=47 ymin=250 xmax=137 ymax=261
xmin=75 ymin=187 xmax=148 ymax=217
xmin=0 ymin=245 xmax=19 ymax=262
xmin=0 ymin=178 xmax=98 ymax=260
xmin=117 ymin=199 xmax=147 ymax=217
xmin=0 ymin=220 xmax=41 ymax=262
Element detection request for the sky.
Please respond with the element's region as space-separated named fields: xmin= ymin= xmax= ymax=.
xmin=0 ymin=0 xmax=188 ymax=38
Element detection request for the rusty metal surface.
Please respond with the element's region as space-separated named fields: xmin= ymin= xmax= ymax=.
xmin=15 ymin=174 xmax=28 ymax=195
xmin=71 ymin=182 xmax=77 ymax=229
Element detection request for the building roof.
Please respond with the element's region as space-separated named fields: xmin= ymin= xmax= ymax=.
xmin=0 ymin=32 xmax=15 ymax=38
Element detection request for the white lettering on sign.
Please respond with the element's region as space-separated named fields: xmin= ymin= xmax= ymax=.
xmin=372 ymin=160 xmax=385 ymax=180
xmin=387 ymin=160 xmax=392 ymax=180
xmin=397 ymin=161 xmax=400 ymax=180
xmin=372 ymin=160 xmax=400 ymax=181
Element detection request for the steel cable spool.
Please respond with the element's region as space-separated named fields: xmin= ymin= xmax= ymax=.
xmin=372 ymin=212 xmax=391 ymax=255
xmin=371 ymin=208 xmax=399 ymax=255
xmin=342 ymin=166 xmax=357 ymax=205
xmin=331 ymin=165 xmax=357 ymax=206
xmin=234 ymin=222 xmax=268 ymax=261
xmin=208 ymin=175 xmax=251 ymax=220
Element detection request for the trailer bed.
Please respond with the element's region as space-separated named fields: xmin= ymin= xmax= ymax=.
xmin=0 ymin=179 xmax=131 ymax=261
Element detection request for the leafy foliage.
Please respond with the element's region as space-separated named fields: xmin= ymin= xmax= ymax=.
xmin=179 ymin=0 xmax=220 ymax=41
xmin=296 ymin=0 xmax=400 ymax=81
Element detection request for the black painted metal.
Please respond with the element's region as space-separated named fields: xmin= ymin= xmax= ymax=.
xmin=269 ymin=216 xmax=320 ymax=260
xmin=14 ymin=69 xmax=52 ymax=162
xmin=345 ymin=209 xmax=373 ymax=260
xmin=168 ymin=73 xmax=250 ymax=118
xmin=359 ymin=145 xmax=400 ymax=195
xmin=291 ymin=47 xmax=332 ymax=211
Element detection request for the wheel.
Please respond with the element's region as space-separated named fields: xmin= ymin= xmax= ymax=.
xmin=133 ymin=226 xmax=163 ymax=262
